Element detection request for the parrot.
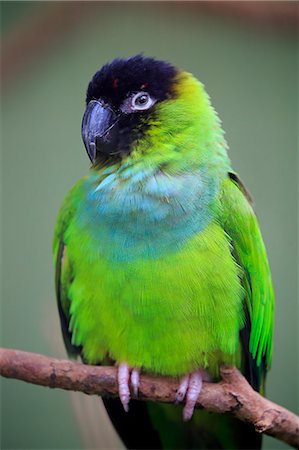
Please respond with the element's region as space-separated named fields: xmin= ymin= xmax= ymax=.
xmin=53 ymin=55 xmax=274 ymax=449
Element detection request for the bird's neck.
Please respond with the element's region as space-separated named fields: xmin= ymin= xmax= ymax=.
xmin=80 ymin=72 xmax=231 ymax=260
xmin=130 ymin=71 xmax=230 ymax=175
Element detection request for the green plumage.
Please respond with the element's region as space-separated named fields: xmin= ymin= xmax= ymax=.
xmin=54 ymin=56 xmax=274 ymax=449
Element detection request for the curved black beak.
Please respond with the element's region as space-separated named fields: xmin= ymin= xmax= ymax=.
xmin=81 ymin=100 xmax=119 ymax=162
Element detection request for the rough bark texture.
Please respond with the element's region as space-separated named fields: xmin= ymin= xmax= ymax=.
xmin=1 ymin=348 xmax=298 ymax=448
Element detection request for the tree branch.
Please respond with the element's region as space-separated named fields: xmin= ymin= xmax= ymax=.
xmin=1 ymin=348 xmax=298 ymax=448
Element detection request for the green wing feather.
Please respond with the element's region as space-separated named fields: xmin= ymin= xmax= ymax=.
xmin=221 ymin=174 xmax=274 ymax=370
xmin=53 ymin=180 xmax=85 ymax=357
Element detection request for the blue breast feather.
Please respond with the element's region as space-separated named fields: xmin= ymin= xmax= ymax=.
xmin=77 ymin=167 xmax=219 ymax=261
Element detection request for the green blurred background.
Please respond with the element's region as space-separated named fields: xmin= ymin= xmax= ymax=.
xmin=1 ymin=2 xmax=298 ymax=449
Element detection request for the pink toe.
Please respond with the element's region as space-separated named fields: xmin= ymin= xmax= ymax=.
xmin=182 ymin=371 xmax=203 ymax=421
xmin=176 ymin=374 xmax=190 ymax=403
xmin=131 ymin=369 xmax=140 ymax=396
xmin=118 ymin=363 xmax=130 ymax=412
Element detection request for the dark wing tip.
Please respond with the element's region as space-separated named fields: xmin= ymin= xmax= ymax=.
xmin=228 ymin=171 xmax=254 ymax=206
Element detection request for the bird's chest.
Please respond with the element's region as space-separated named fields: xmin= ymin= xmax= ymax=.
xmin=77 ymin=169 xmax=218 ymax=261
xmin=68 ymin=189 xmax=244 ymax=375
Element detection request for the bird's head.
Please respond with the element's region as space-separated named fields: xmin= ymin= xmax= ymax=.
xmin=82 ymin=55 xmax=228 ymax=173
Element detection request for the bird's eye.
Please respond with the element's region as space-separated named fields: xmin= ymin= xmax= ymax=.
xmin=131 ymin=92 xmax=155 ymax=111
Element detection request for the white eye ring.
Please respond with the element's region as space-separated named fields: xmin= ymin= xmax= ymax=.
xmin=131 ymin=91 xmax=155 ymax=111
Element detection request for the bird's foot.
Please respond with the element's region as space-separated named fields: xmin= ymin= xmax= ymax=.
xmin=118 ymin=363 xmax=140 ymax=412
xmin=176 ymin=369 xmax=210 ymax=421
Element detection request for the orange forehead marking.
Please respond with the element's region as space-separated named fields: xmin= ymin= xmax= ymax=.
xmin=140 ymin=83 xmax=149 ymax=90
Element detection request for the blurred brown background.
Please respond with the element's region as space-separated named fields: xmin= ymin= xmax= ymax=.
xmin=1 ymin=2 xmax=298 ymax=449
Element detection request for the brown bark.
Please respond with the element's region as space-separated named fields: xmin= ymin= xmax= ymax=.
xmin=1 ymin=348 xmax=298 ymax=448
